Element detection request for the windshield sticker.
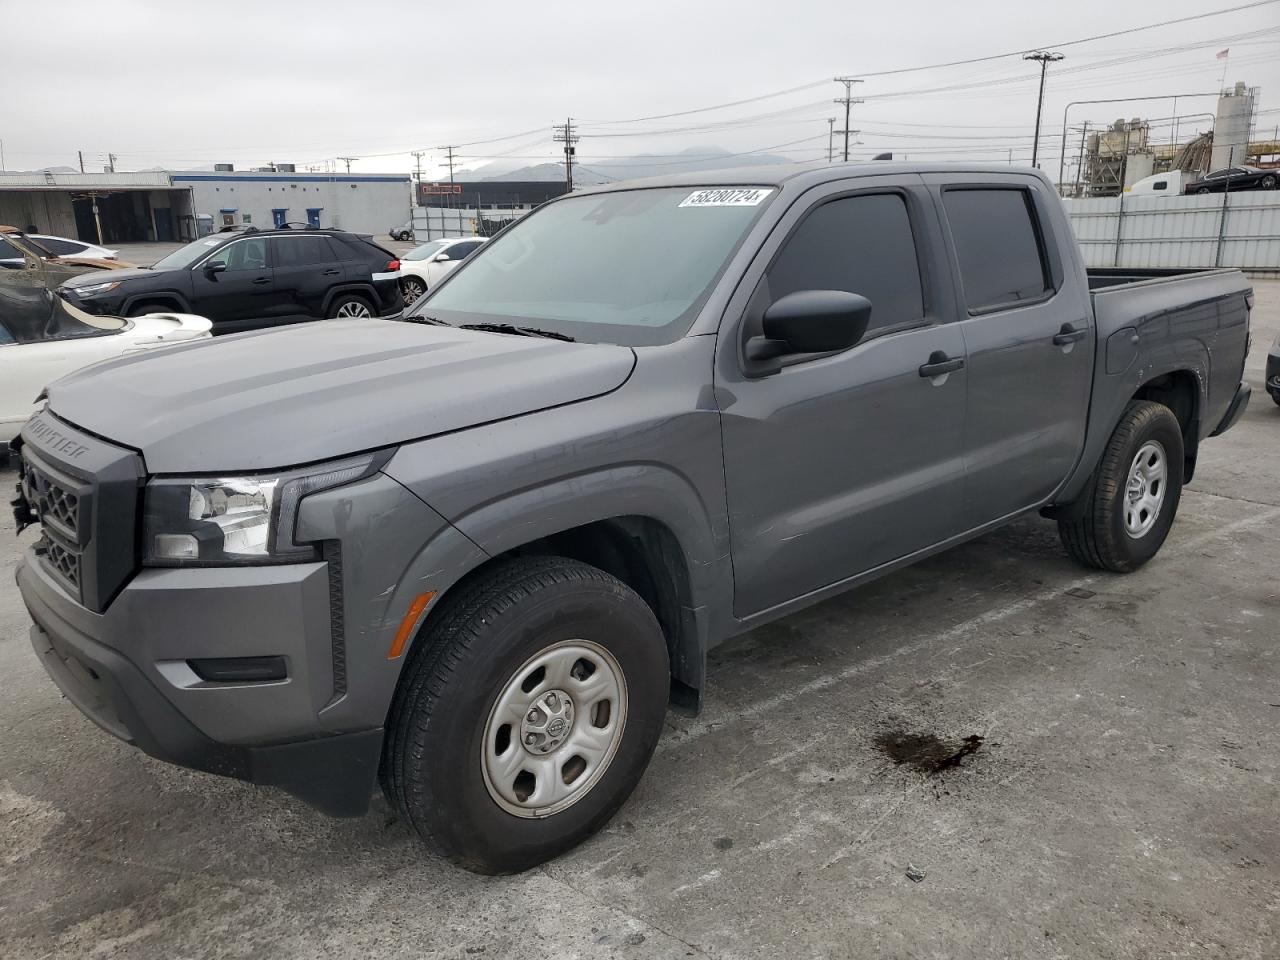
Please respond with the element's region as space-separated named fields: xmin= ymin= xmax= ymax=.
xmin=678 ymin=187 xmax=773 ymax=208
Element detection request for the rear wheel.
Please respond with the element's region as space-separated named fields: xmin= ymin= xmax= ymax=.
xmin=1196 ymin=187 xmax=1211 ymax=195
xmin=1058 ymin=400 xmax=1184 ymax=573
xmin=381 ymin=556 xmax=669 ymax=874
xmin=329 ymin=294 xmax=373 ymax=319
xmin=1261 ymin=174 xmax=1277 ymax=190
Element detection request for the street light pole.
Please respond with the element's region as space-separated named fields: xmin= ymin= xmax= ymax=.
xmin=1024 ymin=51 xmax=1063 ymax=170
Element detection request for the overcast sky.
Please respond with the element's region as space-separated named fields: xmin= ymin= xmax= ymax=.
xmin=5 ymin=0 xmax=1278 ymax=180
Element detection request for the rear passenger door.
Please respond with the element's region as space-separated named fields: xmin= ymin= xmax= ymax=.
xmin=716 ymin=179 xmax=969 ymax=618
xmin=269 ymin=235 xmax=343 ymax=321
xmin=925 ymin=175 xmax=1093 ymax=529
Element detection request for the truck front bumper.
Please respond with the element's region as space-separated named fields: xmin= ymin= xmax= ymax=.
xmin=17 ymin=549 xmax=382 ymax=817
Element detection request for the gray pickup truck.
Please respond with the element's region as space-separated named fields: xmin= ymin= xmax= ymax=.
xmin=11 ymin=164 xmax=1251 ymax=873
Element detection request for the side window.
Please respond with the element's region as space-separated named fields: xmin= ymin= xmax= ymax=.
xmin=449 ymin=241 xmax=482 ymax=259
xmin=0 ymin=237 xmax=21 ymax=261
xmin=766 ymin=193 xmax=924 ymax=333
xmin=1152 ymin=180 xmax=1167 ymax=191
xmin=218 ymin=238 xmax=268 ymax=270
xmin=942 ymin=188 xmax=1050 ymax=312
xmin=272 ymin=236 xmax=334 ymax=267
xmin=0 ymin=319 xmax=14 ymax=345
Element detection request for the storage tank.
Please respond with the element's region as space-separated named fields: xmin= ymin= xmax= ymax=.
xmin=1211 ymin=82 xmax=1255 ymax=170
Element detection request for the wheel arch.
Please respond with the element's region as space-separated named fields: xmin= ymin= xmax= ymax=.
xmin=121 ymin=291 xmax=192 ymax=314
xmin=321 ymin=283 xmax=378 ymax=316
xmin=1132 ymin=368 xmax=1200 ymax=481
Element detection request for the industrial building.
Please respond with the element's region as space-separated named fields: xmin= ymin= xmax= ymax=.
xmin=416 ymin=180 xmax=568 ymax=210
xmin=1071 ymin=80 xmax=1277 ymax=197
xmin=0 ymin=168 xmax=412 ymax=245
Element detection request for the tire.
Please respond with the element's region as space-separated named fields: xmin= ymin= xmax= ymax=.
xmin=1261 ymin=175 xmax=1277 ymax=190
xmin=1058 ymin=400 xmax=1184 ymax=573
xmin=126 ymin=300 xmax=178 ymax=317
xmin=1196 ymin=187 xmax=1211 ymax=195
xmin=328 ymin=294 xmax=374 ymax=319
xmin=381 ymin=556 xmax=669 ymax=874
xmin=1270 ymin=390 xmax=1280 ymax=408
xmin=401 ymin=276 xmax=426 ymax=303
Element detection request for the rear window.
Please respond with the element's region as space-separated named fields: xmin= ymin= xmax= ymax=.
xmin=942 ymin=188 xmax=1050 ymax=312
xmin=35 ymin=237 xmax=83 ymax=256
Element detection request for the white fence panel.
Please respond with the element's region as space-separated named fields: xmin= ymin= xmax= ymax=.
xmin=1062 ymin=192 xmax=1280 ymax=273
xmin=409 ymin=205 xmax=526 ymax=241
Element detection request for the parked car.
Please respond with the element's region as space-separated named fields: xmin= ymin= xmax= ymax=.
xmin=6 ymin=234 xmax=118 ymax=263
xmin=390 ymin=221 xmax=414 ymax=242
xmin=397 ymin=236 xmax=487 ymax=302
xmin=1185 ymin=165 xmax=1278 ymax=194
xmin=1 ymin=283 xmax=210 ymax=452
xmin=0 ymin=226 xmax=129 ymax=291
xmin=1267 ymin=333 xmax=1280 ymax=406
xmin=58 ymin=227 xmax=404 ymax=335
xmin=12 ymin=165 xmax=1252 ymax=874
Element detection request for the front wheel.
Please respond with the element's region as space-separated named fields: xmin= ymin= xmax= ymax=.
xmin=1196 ymin=187 xmax=1211 ymax=195
xmin=401 ymin=276 xmax=426 ymax=303
xmin=1261 ymin=175 xmax=1277 ymax=190
xmin=381 ymin=556 xmax=669 ymax=874
xmin=1058 ymin=400 xmax=1184 ymax=573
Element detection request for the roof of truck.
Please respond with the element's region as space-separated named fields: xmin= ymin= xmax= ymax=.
xmin=578 ymin=162 xmax=1049 ymax=194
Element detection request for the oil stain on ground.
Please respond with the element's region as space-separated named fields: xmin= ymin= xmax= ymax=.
xmin=873 ymin=730 xmax=985 ymax=774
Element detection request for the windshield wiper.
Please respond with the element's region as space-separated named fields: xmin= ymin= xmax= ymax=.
xmin=397 ymin=313 xmax=449 ymax=326
xmin=459 ymin=322 xmax=575 ymax=342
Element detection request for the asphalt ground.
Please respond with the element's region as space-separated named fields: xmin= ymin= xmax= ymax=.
xmin=1 ymin=282 xmax=1277 ymax=960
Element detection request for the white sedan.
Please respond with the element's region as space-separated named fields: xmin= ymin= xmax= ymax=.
xmin=0 ymin=233 xmax=118 ymax=267
xmin=1 ymin=284 xmax=211 ymax=449
xmin=398 ymin=236 xmax=487 ymax=303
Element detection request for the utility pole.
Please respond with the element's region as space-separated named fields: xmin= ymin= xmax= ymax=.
xmin=827 ymin=118 xmax=836 ymax=163
xmin=1024 ymin=51 xmax=1063 ymax=169
xmin=833 ymin=77 xmax=864 ymax=162
xmin=1074 ymin=121 xmax=1089 ymax=197
xmin=439 ymin=145 xmax=459 ymax=207
xmin=553 ymin=118 xmax=578 ymax=191
xmin=338 ymin=156 xmax=356 ymax=173
xmin=78 ymin=150 xmax=85 ymax=173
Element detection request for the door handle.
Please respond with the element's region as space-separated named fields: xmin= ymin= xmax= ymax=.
xmin=252 ymin=277 xmax=271 ymax=285
xmin=322 ymin=269 xmax=341 ymax=276
xmin=918 ymin=351 xmax=964 ymax=378
xmin=1052 ymin=323 xmax=1087 ymax=346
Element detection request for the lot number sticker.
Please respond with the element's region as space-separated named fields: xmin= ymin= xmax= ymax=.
xmin=679 ymin=188 xmax=773 ymax=208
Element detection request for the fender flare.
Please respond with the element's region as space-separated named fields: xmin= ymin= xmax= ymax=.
xmin=121 ymin=290 xmax=192 ymax=315
xmin=321 ymin=283 xmax=379 ymax=316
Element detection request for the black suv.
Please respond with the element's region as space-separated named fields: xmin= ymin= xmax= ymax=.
xmin=59 ymin=227 xmax=404 ymax=334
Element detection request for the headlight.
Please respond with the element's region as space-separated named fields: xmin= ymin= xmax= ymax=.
xmin=73 ymin=280 xmax=121 ymax=297
xmin=143 ymin=453 xmax=381 ymax=565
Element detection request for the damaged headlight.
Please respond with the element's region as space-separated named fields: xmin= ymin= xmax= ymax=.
xmin=143 ymin=453 xmax=381 ymax=565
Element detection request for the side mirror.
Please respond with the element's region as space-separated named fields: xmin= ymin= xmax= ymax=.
xmin=431 ymin=252 xmax=451 ymax=263
xmin=203 ymin=260 xmax=228 ymax=276
xmin=746 ymin=290 xmax=872 ymax=372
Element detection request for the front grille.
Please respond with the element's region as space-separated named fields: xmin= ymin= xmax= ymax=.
xmin=42 ymin=538 xmax=82 ymax=591
xmin=20 ymin=454 xmax=92 ymax=598
xmin=17 ymin=412 xmax=143 ymax=612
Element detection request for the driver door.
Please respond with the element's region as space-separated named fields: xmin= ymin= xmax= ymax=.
xmin=190 ymin=236 xmax=277 ymax=332
xmin=715 ymin=180 xmax=968 ymax=618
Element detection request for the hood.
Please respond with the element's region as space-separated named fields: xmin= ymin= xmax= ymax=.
xmin=61 ymin=265 xmax=154 ymax=288
xmin=45 ymin=318 xmax=635 ymax=473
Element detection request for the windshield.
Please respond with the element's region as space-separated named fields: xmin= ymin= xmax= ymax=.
xmin=412 ymin=186 xmax=772 ymax=345
xmin=404 ymin=240 xmax=448 ymax=261
xmin=151 ymin=235 xmax=232 ymax=270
